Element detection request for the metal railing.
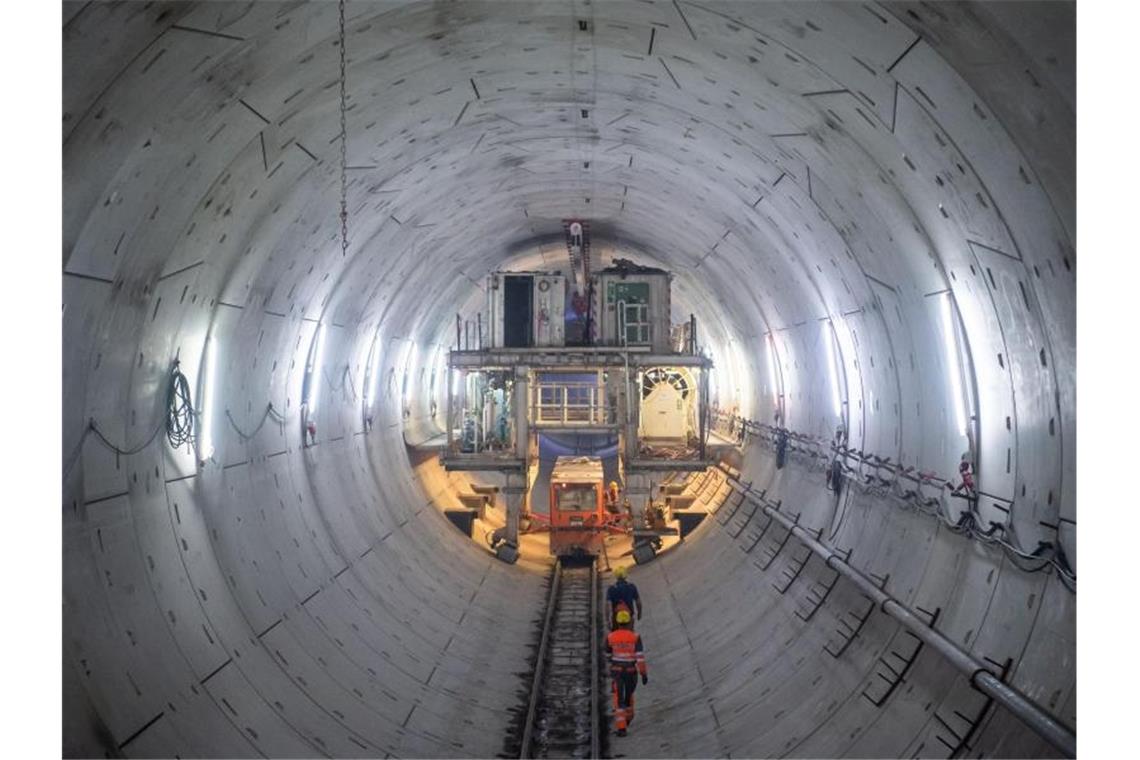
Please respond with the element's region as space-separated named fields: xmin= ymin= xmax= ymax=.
xmin=532 ymin=381 xmax=612 ymax=426
xmin=708 ymin=407 xmax=1076 ymax=591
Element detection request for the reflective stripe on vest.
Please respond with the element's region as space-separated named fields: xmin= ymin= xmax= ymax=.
xmin=607 ymin=629 xmax=642 ymax=666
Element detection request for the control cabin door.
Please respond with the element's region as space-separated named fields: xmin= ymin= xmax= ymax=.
xmin=504 ymin=275 xmax=534 ymax=347
xmin=642 ymin=383 xmax=686 ymax=439
xmin=611 ymin=281 xmax=651 ymax=346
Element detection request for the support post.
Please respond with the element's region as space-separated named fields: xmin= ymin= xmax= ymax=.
xmin=446 ymin=361 xmax=454 ymax=454
xmin=504 ymin=472 xmax=523 ymax=546
xmin=514 ymin=368 xmax=529 ymax=460
xmin=699 ymin=367 xmax=709 ymax=459
xmin=497 ymin=470 xmax=524 ymax=564
xmin=626 ymin=472 xmax=658 ymax=564
xmin=623 ymin=359 xmax=639 ymax=465
xmin=625 ymin=473 xmax=650 ymax=528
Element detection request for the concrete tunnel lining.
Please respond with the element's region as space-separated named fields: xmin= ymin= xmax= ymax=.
xmin=61 ymin=2 xmax=1075 ymax=758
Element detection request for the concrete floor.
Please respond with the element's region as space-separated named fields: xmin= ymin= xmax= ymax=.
xmin=63 ymin=2 xmax=1075 ymax=757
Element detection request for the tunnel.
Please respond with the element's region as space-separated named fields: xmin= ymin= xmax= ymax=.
xmin=62 ymin=2 xmax=1075 ymax=758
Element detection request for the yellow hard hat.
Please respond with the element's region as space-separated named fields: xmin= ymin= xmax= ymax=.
xmin=615 ymin=609 xmax=632 ymax=624
xmin=609 ymin=481 xmax=619 ymax=489
xmin=614 ymin=566 xmax=628 ymax=579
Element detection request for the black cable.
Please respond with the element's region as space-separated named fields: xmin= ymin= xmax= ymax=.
xmin=65 ymin=363 xmax=304 ymax=480
xmin=64 ymin=364 xmax=187 ymax=478
xmin=1058 ymin=569 xmax=1077 ymax=593
xmin=75 ymin=363 xmax=197 ymax=467
xmin=89 ymin=418 xmax=166 ymax=456
xmin=62 ymin=425 xmax=92 ymax=479
xmin=1053 ymin=539 xmax=1076 ymax=578
xmin=225 ymin=403 xmax=284 ymax=441
xmin=735 ymin=413 xmax=1076 ymax=592
xmin=166 ymin=364 xmax=195 ymax=448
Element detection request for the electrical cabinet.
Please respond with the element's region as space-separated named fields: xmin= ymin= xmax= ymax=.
xmin=592 ymin=263 xmax=672 ymax=352
xmin=486 ymin=260 xmax=670 ymax=352
xmin=487 ymin=271 xmax=566 ymax=348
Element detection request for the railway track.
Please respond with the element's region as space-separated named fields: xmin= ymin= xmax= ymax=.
xmin=518 ymin=559 xmax=602 ymax=759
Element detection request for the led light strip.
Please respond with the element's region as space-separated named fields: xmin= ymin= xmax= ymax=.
xmin=199 ymin=334 xmax=218 ymax=459
xmin=308 ymin=323 xmax=328 ymax=414
xmin=766 ymin=333 xmax=779 ymax=402
xmin=940 ymin=293 xmax=968 ymax=436
xmin=365 ymin=334 xmax=382 ymax=410
xmin=824 ymin=320 xmax=842 ymax=418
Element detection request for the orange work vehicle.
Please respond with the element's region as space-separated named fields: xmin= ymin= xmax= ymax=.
xmin=549 ymin=456 xmax=607 ymax=557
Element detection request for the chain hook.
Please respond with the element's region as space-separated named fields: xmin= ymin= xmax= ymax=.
xmin=338 ymin=0 xmax=349 ymax=258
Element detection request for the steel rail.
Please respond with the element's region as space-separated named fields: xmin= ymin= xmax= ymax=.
xmin=519 ymin=560 xmax=562 ymax=759
xmin=589 ymin=560 xmax=601 ymax=759
xmin=718 ymin=465 xmax=1076 ymax=758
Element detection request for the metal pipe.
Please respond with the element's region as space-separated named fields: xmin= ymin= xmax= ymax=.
xmin=446 ymin=361 xmax=452 ymax=453
xmin=719 ymin=467 xmax=1076 ymax=758
xmin=973 ymin=671 xmax=1076 ymax=757
xmin=699 ymin=369 xmax=708 ymax=459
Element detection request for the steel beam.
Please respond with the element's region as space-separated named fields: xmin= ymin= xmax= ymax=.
xmin=449 ymin=348 xmax=712 ymax=370
xmin=440 ymin=456 xmax=526 ymax=472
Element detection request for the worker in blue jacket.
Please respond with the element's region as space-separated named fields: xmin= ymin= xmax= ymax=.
xmin=606 ymin=565 xmax=642 ymax=629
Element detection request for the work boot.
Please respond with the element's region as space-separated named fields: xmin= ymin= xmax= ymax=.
xmin=616 ymin=728 xmax=627 ymax=737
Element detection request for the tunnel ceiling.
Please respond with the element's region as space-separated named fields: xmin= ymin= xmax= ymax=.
xmin=64 ymin=1 xmax=1074 ymax=350
xmin=62 ymin=2 xmax=1076 ymax=758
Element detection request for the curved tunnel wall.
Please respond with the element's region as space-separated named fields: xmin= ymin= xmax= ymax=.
xmin=62 ymin=2 xmax=1074 ymax=758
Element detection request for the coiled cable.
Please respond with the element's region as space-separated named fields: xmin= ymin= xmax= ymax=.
xmin=65 ymin=362 xmax=193 ymax=478
xmin=166 ymin=363 xmax=195 ymax=448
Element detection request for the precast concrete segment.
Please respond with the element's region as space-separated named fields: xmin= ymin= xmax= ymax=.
xmin=619 ymin=449 xmax=1072 ymax=759
xmin=719 ymin=465 xmax=1074 ymax=757
xmin=63 ymin=2 xmax=1074 ymax=758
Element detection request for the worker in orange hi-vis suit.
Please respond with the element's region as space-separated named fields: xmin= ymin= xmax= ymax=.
xmin=605 ymin=609 xmax=648 ymax=736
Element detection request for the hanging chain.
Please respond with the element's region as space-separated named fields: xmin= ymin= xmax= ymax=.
xmin=338 ymin=0 xmax=349 ymax=258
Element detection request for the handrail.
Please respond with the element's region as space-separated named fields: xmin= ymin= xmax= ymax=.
xmin=710 ymin=408 xmax=960 ymax=490
xmin=709 ymin=408 xmax=1075 ymax=590
xmin=532 ymin=379 xmax=610 ymax=425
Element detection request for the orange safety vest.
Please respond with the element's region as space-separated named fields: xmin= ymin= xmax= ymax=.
xmin=606 ymin=628 xmax=647 ymax=676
